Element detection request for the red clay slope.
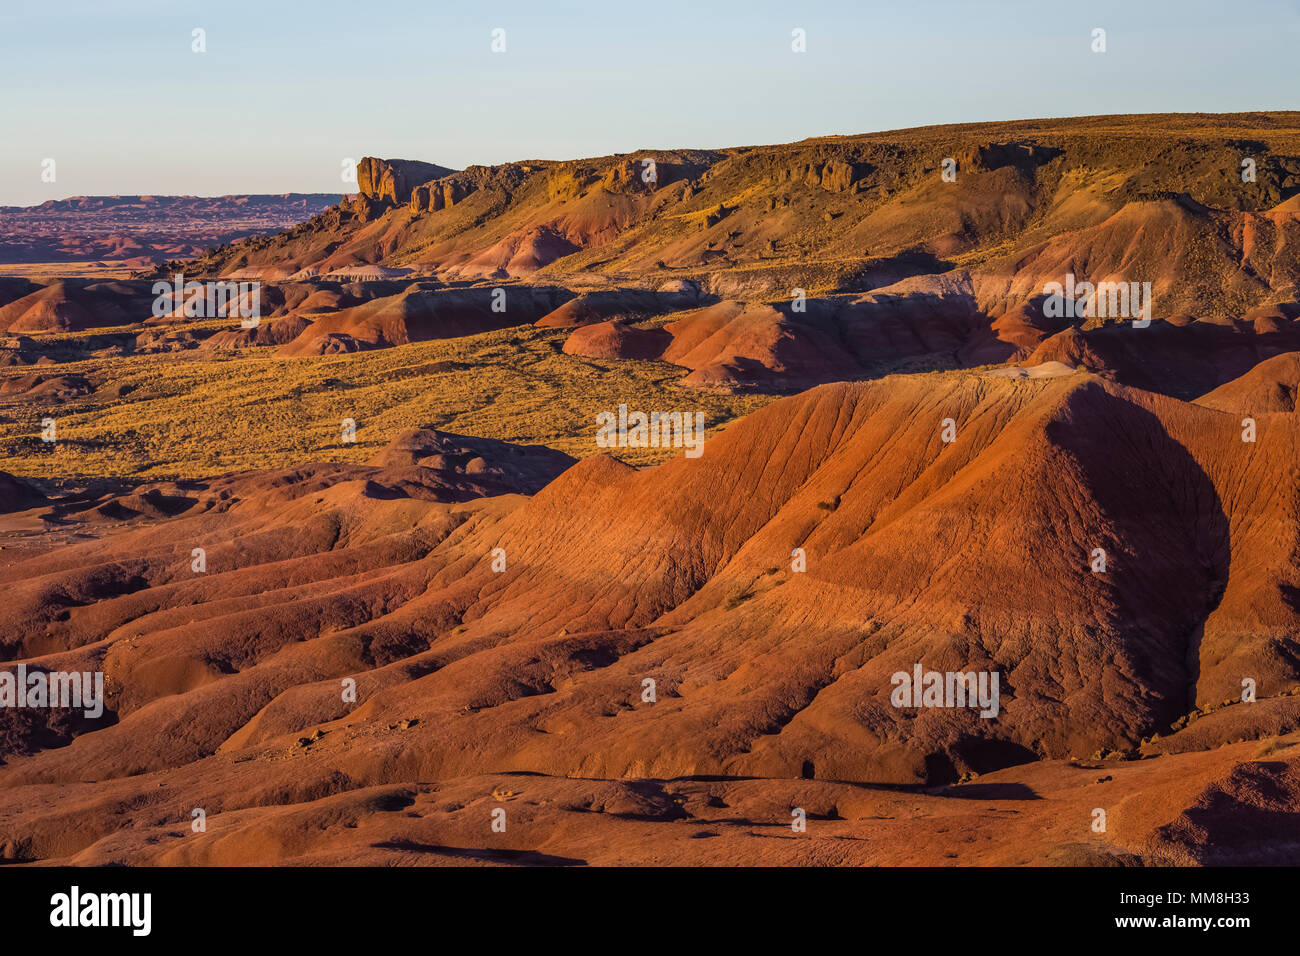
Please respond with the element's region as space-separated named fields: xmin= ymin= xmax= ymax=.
xmin=0 ymin=366 xmax=1297 ymax=865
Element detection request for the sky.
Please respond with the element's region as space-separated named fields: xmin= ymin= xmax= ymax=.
xmin=1 ymin=0 xmax=1297 ymax=205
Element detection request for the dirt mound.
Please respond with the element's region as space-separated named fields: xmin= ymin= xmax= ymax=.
xmin=659 ymin=301 xmax=858 ymax=389
xmin=95 ymin=487 xmax=200 ymax=521
xmin=0 ymin=335 xmax=40 ymax=367
xmin=535 ymin=288 xmax=697 ymax=329
xmin=201 ymin=315 xmax=311 ymax=351
xmin=0 ymin=278 xmax=40 ymax=309
xmin=0 ymin=282 xmax=95 ymax=333
xmin=562 ymin=320 xmax=671 ymax=361
xmin=278 ymin=287 xmax=566 ymax=356
xmin=1023 ymin=317 xmax=1300 ymax=399
xmin=531 ymin=271 xmax=993 ymax=390
xmin=0 ymin=471 xmax=45 ymax=513
xmin=0 ymin=279 xmax=158 ymax=333
xmin=1143 ymin=758 xmax=1300 ymax=864
xmin=0 ymin=372 xmax=93 ymax=399
xmin=644 ymin=274 xmax=985 ymax=389
xmin=1196 ymin=350 xmax=1300 ymax=413
xmin=133 ymin=328 xmax=205 ymax=353
xmin=367 ymin=428 xmax=576 ymax=496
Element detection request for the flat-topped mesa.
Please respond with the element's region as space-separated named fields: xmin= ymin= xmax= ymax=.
xmin=178 ymin=115 xmax=1300 ymax=310
xmin=355 ymin=157 xmax=457 ymax=206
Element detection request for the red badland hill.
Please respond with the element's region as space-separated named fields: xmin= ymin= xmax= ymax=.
xmin=2 ymin=365 xmax=1300 ymax=864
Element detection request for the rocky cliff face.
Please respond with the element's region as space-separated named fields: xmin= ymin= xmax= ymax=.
xmin=355 ymin=158 xmax=457 ymax=206
xmin=406 ymin=164 xmax=534 ymax=213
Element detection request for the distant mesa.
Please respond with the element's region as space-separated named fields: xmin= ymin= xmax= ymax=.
xmin=0 ymin=193 xmax=341 ymax=267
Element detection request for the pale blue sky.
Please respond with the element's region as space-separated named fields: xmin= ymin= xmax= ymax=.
xmin=1 ymin=0 xmax=1296 ymax=205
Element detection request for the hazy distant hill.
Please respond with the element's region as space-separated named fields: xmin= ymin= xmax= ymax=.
xmin=0 ymin=193 xmax=342 ymax=267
